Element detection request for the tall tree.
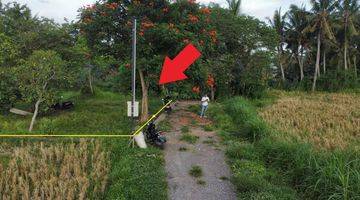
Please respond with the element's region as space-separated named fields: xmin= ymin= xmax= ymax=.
xmin=305 ymin=0 xmax=337 ymax=91
xmin=338 ymin=0 xmax=359 ymax=70
xmin=286 ymin=4 xmax=309 ymax=81
xmin=226 ymin=0 xmax=242 ymax=16
xmin=269 ymin=8 xmax=287 ymax=81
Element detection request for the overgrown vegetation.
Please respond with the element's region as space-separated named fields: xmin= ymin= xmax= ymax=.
xmin=209 ymin=91 xmax=360 ymax=199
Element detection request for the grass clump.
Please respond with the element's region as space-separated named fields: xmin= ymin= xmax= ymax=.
xmin=180 ymin=133 xmax=199 ymax=144
xmin=180 ymin=126 xmax=190 ymax=133
xmin=157 ymin=120 xmax=172 ymax=132
xmin=189 ymin=165 xmax=203 ymax=178
xmin=178 ymin=147 xmax=188 ymax=151
xmin=197 ymin=179 xmax=206 ymax=185
xmin=203 ymin=124 xmax=214 ymax=132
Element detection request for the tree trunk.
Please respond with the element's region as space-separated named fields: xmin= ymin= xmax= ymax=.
xmin=278 ymin=47 xmax=285 ymax=81
xmin=88 ymin=68 xmax=94 ymax=94
xmin=139 ymin=69 xmax=149 ymax=123
xmin=323 ymin=51 xmax=326 ymax=74
xmin=297 ymin=47 xmax=304 ymax=81
xmin=210 ymin=86 xmax=215 ymax=101
xmin=279 ymin=61 xmax=285 ymax=81
xmin=29 ymin=99 xmax=42 ymax=132
xmin=354 ymin=56 xmax=358 ymax=78
xmin=344 ymin=39 xmax=348 ymax=70
xmin=312 ymin=33 xmax=321 ymax=92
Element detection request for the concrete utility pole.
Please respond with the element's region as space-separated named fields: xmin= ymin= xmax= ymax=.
xmin=131 ymin=18 xmax=137 ymax=119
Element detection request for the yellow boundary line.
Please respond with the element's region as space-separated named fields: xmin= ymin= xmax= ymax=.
xmin=131 ymin=100 xmax=173 ymax=136
xmin=0 ymin=100 xmax=173 ymax=138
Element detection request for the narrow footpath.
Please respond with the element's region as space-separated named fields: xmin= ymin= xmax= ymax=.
xmin=163 ymin=101 xmax=237 ymax=200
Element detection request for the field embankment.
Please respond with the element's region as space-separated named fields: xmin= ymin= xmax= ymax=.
xmin=208 ymin=90 xmax=360 ymax=199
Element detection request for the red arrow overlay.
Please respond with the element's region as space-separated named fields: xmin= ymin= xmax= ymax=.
xmin=159 ymin=43 xmax=201 ymax=85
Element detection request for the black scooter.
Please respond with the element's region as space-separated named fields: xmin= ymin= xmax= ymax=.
xmin=144 ymin=121 xmax=167 ymax=149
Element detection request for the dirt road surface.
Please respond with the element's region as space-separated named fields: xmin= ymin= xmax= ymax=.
xmin=163 ymin=101 xmax=237 ymax=200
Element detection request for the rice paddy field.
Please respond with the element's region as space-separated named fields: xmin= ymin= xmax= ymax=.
xmin=260 ymin=91 xmax=360 ymax=150
xmin=0 ymin=90 xmax=167 ymax=200
xmin=207 ymin=90 xmax=360 ymax=199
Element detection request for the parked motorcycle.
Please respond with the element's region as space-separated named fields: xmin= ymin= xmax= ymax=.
xmin=144 ymin=121 xmax=167 ymax=149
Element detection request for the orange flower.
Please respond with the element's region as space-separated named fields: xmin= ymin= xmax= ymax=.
xmin=105 ymin=2 xmax=118 ymax=10
xmin=200 ymin=8 xmax=211 ymax=15
xmin=199 ymin=40 xmax=204 ymax=46
xmin=188 ymin=14 xmax=199 ymax=23
xmin=139 ymin=31 xmax=144 ymax=36
xmin=163 ymin=7 xmax=169 ymax=13
xmin=125 ymin=63 xmax=131 ymax=69
xmin=207 ymin=75 xmax=215 ymax=87
xmin=192 ymin=86 xmax=200 ymax=94
xmin=188 ymin=0 xmax=196 ymax=4
xmin=142 ymin=22 xmax=155 ymax=29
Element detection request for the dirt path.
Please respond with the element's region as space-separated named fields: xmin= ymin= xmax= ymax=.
xmin=163 ymin=101 xmax=237 ymax=200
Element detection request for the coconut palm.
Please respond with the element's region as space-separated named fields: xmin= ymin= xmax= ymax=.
xmin=338 ymin=0 xmax=359 ymax=70
xmin=286 ymin=4 xmax=310 ymax=81
xmin=226 ymin=0 xmax=241 ymax=16
xmin=304 ymin=0 xmax=337 ymax=91
xmin=269 ymin=8 xmax=287 ymax=81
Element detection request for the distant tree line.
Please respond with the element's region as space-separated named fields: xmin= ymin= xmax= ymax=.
xmin=269 ymin=0 xmax=360 ymax=91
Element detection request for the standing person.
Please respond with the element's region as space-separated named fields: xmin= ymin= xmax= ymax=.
xmin=200 ymin=94 xmax=210 ymax=118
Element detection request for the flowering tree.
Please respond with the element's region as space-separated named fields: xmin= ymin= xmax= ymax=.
xmin=79 ymin=0 xmax=217 ymax=121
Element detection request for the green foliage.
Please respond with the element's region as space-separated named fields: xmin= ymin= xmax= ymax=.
xmin=16 ymin=50 xmax=66 ymax=110
xmin=222 ymin=97 xmax=268 ymax=141
xmin=317 ymin=69 xmax=359 ymax=91
xmin=0 ymin=69 xmax=17 ymax=111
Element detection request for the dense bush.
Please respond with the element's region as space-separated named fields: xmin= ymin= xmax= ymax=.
xmin=0 ymin=69 xmax=18 ymax=111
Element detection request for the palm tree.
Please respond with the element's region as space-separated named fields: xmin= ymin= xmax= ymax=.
xmin=226 ymin=0 xmax=242 ymax=16
xmin=286 ymin=4 xmax=309 ymax=81
xmin=304 ymin=0 xmax=337 ymax=91
xmin=338 ymin=0 xmax=359 ymax=70
xmin=269 ymin=8 xmax=287 ymax=81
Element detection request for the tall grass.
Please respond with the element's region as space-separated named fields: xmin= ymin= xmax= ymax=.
xmin=210 ymin=95 xmax=360 ymax=199
xmin=0 ymin=140 xmax=109 ymax=199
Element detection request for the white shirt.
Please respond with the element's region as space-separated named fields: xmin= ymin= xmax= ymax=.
xmin=201 ymin=96 xmax=210 ymax=106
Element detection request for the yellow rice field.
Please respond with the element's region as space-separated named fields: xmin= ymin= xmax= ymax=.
xmin=260 ymin=91 xmax=360 ymax=150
